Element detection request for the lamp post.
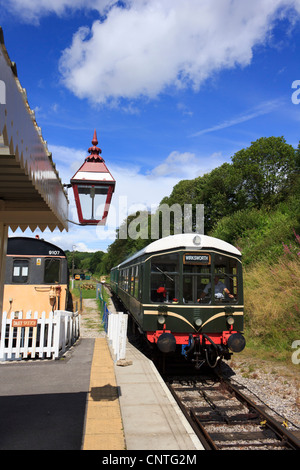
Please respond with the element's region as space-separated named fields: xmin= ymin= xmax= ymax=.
xmin=70 ymin=130 xmax=115 ymax=225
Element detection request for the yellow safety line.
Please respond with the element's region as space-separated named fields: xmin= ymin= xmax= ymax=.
xmin=82 ymin=338 xmax=125 ymax=450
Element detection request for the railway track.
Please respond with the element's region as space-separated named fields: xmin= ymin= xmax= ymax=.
xmin=108 ymin=290 xmax=300 ymax=450
xmin=166 ymin=374 xmax=300 ymax=450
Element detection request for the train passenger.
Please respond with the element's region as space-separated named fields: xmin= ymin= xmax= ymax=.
xmin=156 ymin=286 xmax=167 ymax=302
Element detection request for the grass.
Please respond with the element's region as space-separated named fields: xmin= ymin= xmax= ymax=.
xmin=70 ymin=280 xmax=97 ymax=301
xmin=70 ymin=280 xmax=106 ymax=333
xmin=211 ymin=195 xmax=300 ymax=266
xmin=83 ymin=316 xmax=104 ymax=332
xmin=243 ymin=247 xmax=300 ymax=361
xmin=210 ymin=198 xmax=300 ymax=362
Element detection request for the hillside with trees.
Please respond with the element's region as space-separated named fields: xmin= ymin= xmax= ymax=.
xmin=103 ymin=136 xmax=299 ymax=268
xmin=73 ymin=135 xmax=300 ymax=359
xmin=65 ymin=250 xmax=106 ymax=277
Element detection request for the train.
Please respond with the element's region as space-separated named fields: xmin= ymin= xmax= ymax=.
xmin=3 ymin=236 xmax=72 ymax=316
xmin=110 ymin=233 xmax=246 ymax=368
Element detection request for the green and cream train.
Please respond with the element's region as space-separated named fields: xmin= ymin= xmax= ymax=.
xmin=110 ymin=233 xmax=246 ymax=368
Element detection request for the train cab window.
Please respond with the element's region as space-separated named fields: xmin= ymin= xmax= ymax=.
xmin=151 ymin=254 xmax=179 ymax=303
xmin=44 ymin=258 xmax=61 ymax=284
xmin=214 ymin=254 xmax=239 ymax=302
xmin=12 ymin=259 xmax=29 ymax=283
xmin=183 ymin=265 xmax=211 ymax=304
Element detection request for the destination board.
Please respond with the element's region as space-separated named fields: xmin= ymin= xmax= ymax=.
xmin=183 ymin=253 xmax=211 ymax=265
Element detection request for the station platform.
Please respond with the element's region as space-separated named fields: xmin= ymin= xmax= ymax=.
xmin=112 ymin=338 xmax=201 ymax=450
xmin=0 ymin=335 xmax=203 ymax=450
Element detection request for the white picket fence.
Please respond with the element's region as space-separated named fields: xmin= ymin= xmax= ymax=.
xmin=97 ymin=283 xmax=128 ymax=362
xmin=0 ymin=310 xmax=80 ymax=361
xmin=107 ymin=312 xmax=128 ymax=361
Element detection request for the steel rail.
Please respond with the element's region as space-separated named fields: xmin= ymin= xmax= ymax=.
xmin=166 ymin=377 xmax=300 ymax=450
xmin=165 ymin=381 xmax=213 ymax=450
xmin=221 ymin=378 xmax=300 ymax=451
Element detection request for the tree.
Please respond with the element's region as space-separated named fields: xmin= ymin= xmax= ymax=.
xmin=89 ymin=251 xmax=104 ymax=274
xmin=160 ymin=164 xmax=245 ymax=233
xmin=198 ymin=163 xmax=246 ymax=231
xmin=231 ymin=136 xmax=296 ymax=208
xmin=296 ymin=142 xmax=300 ymax=172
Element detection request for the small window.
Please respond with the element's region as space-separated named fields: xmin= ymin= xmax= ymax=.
xmin=129 ymin=268 xmax=134 ymax=296
xmin=134 ymin=265 xmax=139 ymax=299
xmin=12 ymin=259 xmax=29 ymax=283
xmin=44 ymin=258 xmax=60 ymax=283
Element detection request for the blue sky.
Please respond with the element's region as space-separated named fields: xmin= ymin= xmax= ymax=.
xmin=1 ymin=0 xmax=300 ymax=253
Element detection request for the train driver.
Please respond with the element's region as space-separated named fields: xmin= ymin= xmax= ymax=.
xmin=197 ymin=275 xmax=234 ymax=302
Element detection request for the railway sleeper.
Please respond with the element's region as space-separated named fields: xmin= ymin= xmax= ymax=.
xmin=195 ymin=414 xmax=261 ymax=425
xmin=210 ymin=430 xmax=286 ymax=443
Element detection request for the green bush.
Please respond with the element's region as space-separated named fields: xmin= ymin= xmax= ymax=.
xmin=210 ymin=195 xmax=300 ymax=265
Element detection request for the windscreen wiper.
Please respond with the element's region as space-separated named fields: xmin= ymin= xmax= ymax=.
xmin=154 ymin=265 xmax=174 ymax=282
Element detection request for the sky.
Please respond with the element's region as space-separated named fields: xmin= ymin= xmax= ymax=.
xmin=1 ymin=0 xmax=300 ymax=253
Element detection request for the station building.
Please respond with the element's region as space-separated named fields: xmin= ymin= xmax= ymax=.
xmin=0 ymin=27 xmax=68 ymax=325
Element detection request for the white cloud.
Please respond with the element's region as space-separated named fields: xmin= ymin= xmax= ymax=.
xmin=57 ymin=0 xmax=300 ymax=104
xmin=148 ymin=151 xmax=200 ymax=179
xmin=2 ymin=0 xmax=114 ymax=23
xmin=191 ymin=99 xmax=283 ymax=136
xmin=4 ymin=0 xmax=300 ymax=103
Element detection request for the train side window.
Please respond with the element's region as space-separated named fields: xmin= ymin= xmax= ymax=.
xmin=121 ymin=269 xmax=125 ymax=290
xmin=129 ymin=268 xmax=134 ymax=295
xmin=44 ymin=258 xmax=61 ymax=283
xmin=12 ymin=259 xmax=29 ymax=283
xmin=122 ymin=268 xmax=129 ymax=291
xmin=134 ymin=265 xmax=139 ymax=298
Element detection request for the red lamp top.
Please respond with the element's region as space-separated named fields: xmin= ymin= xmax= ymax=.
xmin=71 ymin=130 xmax=115 ymax=185
xmin=86 ymin=129 xmax=103 ymax=162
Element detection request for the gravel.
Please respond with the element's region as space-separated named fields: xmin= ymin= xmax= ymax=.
xmin=227 ymin=355 xmax=300 ymax=431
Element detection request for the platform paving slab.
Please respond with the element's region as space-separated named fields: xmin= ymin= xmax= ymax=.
xmin=82 ymin=337 xmax=125 ymax=450
xmin=114 ymin=341 xmax=203 ymax=451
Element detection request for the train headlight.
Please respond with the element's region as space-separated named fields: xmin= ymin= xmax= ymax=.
xmin=193 ymin=235 xmax=201 ymax=246
xmin=195 ymin=318 xmax=202 ymax=327
xmin=226 ymin=315 xmax=235 ymax=325
xmin=157 ymin=315 xmax=166 ymax=325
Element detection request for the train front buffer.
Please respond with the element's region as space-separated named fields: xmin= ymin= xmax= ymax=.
xmin=145 ymin=306 xmax=246 ymax=369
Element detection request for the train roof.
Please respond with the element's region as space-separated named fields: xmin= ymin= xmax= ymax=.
xmin=115 ymin=233 xmax=241 ymax=268
xmin=7 ymin=237 xmax=66 ymax=257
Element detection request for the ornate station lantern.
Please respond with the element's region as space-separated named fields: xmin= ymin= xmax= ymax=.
xmin=70 ymin=130 xmax=115 ymax=225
